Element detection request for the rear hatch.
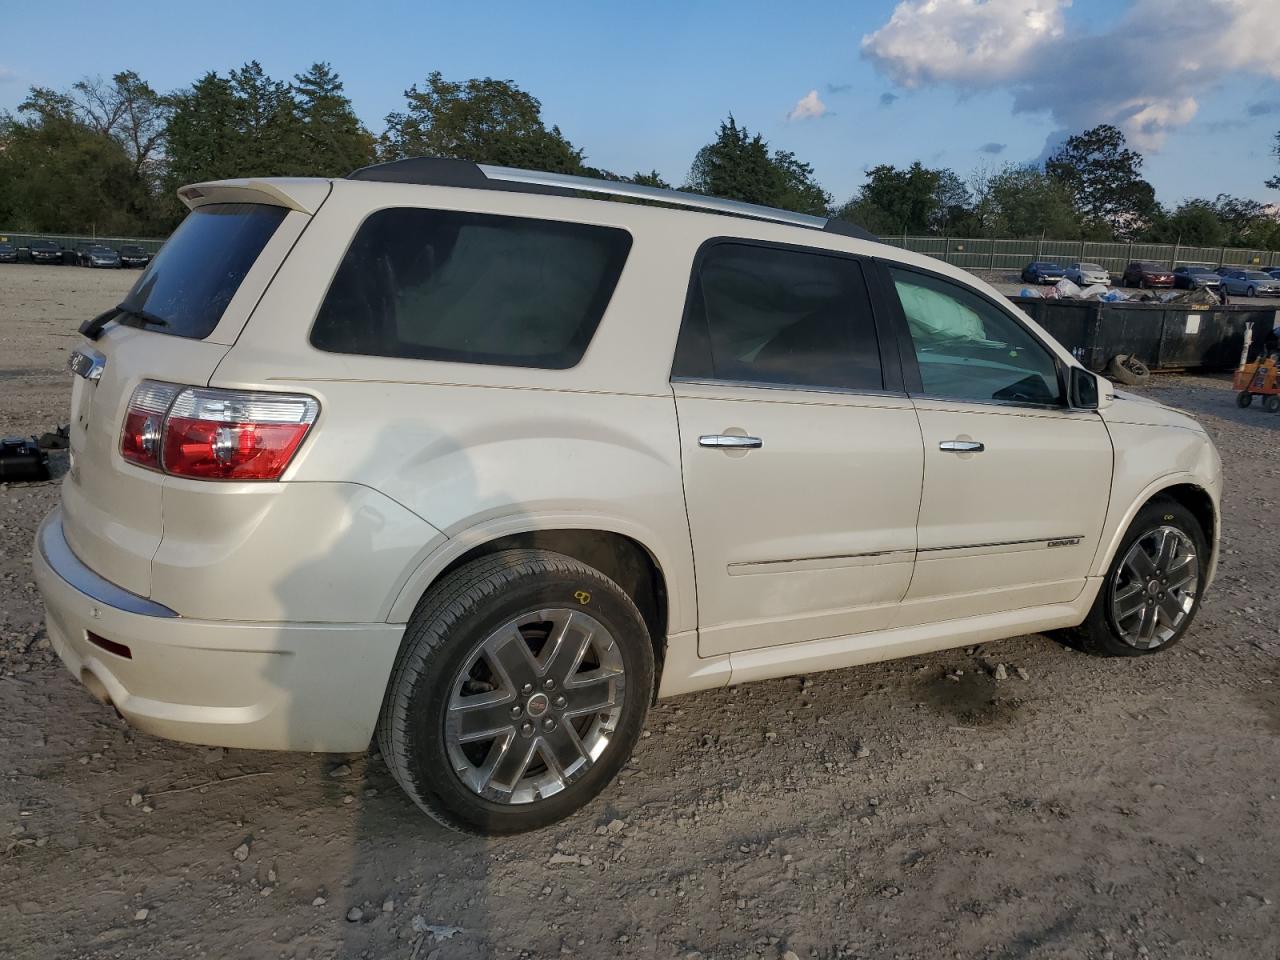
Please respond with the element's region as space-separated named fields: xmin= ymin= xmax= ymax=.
xmin=61 ymin=181 xmax=329 ymax=597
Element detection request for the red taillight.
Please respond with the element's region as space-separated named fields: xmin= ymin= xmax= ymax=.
xmin=120 ymin=381 xmax=319 ymax=481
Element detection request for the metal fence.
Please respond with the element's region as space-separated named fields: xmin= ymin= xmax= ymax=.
xmin=879 ymin=236 xmax=1277 ymax=274
xmin=2 ymin=227 xmax=1277 ymax=274
xmin=0 ymin=229 xmax=166 ymax=255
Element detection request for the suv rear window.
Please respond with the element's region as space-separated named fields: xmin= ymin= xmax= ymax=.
xmin=118 ymin=203 xmax=288 ymax=340
xmin=310 ymin=208 xmax=632 ymax=369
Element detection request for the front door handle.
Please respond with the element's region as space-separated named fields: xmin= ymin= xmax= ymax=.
xmin=699 ymin=434 xmax=763 ymax=449
xmin=939 ymin=440 xmax=985 ymax=453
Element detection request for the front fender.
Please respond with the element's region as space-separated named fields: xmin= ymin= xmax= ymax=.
xmin=1090 ymin=423 xmax=1221 ymax=585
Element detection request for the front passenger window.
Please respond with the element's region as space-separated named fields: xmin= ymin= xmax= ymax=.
xmin=889 ymin=267 xmax=1060 ymax=405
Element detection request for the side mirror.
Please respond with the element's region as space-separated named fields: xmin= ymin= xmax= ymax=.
xmin=1069 ymin=366 xmax=1111 ymax=410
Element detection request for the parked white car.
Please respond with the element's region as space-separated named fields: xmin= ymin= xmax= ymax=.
xmin=34 ymin=160 xmax=1222 ymax=834
xmin=1064 ymin=262 xmax=1110 ymax=286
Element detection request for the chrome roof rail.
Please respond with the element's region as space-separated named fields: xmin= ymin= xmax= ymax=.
xmin=347 ymin=157 xmax=878 ymax=241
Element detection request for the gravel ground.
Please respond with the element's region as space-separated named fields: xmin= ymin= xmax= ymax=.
xmin=2 ymin=262 xmax=1279 ymax=960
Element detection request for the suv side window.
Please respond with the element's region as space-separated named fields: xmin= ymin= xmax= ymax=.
xmin=311 ymin=208 xmax=632 ymax=369
xmin=673 ymin=242 xmax=883 ymax=391
xmin=889 ymin=266 xmax=1061 ymax=405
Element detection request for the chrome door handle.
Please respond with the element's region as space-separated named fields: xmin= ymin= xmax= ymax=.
xmin=939 ymin=440 xmax=984 ymax=453
xmin=699 ymin=434 xmax=763 ymax=449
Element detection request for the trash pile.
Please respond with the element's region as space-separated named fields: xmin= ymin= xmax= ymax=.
xmin=1018 ymin=279 xmax=1221 ymax=307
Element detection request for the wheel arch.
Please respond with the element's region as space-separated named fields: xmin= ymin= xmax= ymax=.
xmin=387 ymin=517 xmax=682 ymax=684
xmin=1091 ymin=475 xmax=1219 ymax=585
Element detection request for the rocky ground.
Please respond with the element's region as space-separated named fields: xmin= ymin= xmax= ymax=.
xmin=1 ymin=262 xmax=1278 ymax=960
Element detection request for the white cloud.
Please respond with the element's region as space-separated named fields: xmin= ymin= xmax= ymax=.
xmin=861 ymin=0 xmax=1280 ymax=151
xmin=786 ymin=89 xmax=828 ymax=122
xmin=0 ymin=67 xmax=17 ymax=84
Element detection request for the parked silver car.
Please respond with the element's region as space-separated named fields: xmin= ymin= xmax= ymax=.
xmin=1064 ymin=262 xmax=1110 ymax=286
xmin=1218 ymin=269 xmax=1280 ymax=297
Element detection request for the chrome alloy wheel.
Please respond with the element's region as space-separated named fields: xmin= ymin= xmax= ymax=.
xmin=444 ymin=609 xmax=626 ymax=804
xmin=1109 ymin=525 xmax=1200 ymax=650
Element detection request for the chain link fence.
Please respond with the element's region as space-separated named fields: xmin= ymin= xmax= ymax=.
xmin=0 ymin=230 xmax=166 ymax=255
xmin=880 ymin=236 xmax=1277 ymax=274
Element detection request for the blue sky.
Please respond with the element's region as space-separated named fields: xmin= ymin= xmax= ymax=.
xmin=2 ymin=0 xmax=1278 ymax=208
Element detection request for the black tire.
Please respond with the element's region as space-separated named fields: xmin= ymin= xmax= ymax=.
xmin=1068 ymin=498 xmax=1207 ymax=657
xmin=1237 ymin=390 xmax=1253 ymax=408
xmin=377 ymin=549 xmax=655 ymax=834
xmin=1106 ymin=353 xmax=1151 ymax=386
xmin=1248 ymin=287 xmax=1257 ymax=298
xmin=1265 ymin=395 xmax=1280 ymax=414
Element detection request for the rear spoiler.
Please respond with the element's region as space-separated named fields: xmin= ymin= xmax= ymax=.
xmin=176 ymin=178 xmax=331 ymax=215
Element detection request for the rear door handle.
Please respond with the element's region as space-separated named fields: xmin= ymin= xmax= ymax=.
xmin=939 ymin=440 xmax=984 ymax=453
xmin=699 ymin=434 xmax=763 ymax=449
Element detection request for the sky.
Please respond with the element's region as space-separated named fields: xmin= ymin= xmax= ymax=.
xmin=2 ymin=0 xmax=1278 ymax=209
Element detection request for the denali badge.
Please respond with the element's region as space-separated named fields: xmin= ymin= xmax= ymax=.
xmin=1047 ymin=537 xmax=1081 ymax=548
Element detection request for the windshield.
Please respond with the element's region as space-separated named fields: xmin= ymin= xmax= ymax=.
xmin=1242 ymin=271 xmax=1272 ymax=280
xmin=119 ymin=203 xmax=288 ymax=339
xmin=31 ymin=240 xmax=57 ymax=250
xmin=1079 ymin=263 xmax=1103 ymax=271
xmin=1139 ymin=262 xmax=1164 ymax=270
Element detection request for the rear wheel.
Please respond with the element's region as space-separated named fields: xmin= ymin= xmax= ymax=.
xmin=1265 ymin=395 xmax=1280 ymax=414
xmin=378 ymin=549 xmax=654 ymax=834
xmin=1070 ymin=498 xmax=1206 ymax=657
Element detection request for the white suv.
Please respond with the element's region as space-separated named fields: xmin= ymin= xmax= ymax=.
xmin=34 ymin=159 xmax=1221 ymax=834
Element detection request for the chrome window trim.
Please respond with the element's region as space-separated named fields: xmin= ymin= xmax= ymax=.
xmin=38 ymin=509 xmax=179 ymax=619
xmin=671 ymin=375 xmax=909 ymax=401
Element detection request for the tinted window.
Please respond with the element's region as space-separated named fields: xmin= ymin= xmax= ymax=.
xmin=672 ymin=242 xmax=882 ymax=391
xmin=311 ymin=208 xmax=631 ymax=369
xmin=119 ymin=203 xmax=287 ymax=339
xmin=890 ymin=267 xmax=1060 ymax=405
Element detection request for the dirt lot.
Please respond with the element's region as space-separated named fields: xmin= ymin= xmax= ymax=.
xmin=1 ymin=262 xmax=1279 ymax=960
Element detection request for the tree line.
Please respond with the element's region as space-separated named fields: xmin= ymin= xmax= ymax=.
xmin=2 ymin=61 xmax=1279 ymax=250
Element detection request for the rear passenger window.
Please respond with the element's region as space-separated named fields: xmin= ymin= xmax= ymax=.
xmin=311 ymin=208 xmax=632 ymax=369
xmin=672 ymin=242 xmax=882 ymax=391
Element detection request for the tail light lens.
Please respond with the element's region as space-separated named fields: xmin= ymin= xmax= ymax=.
xmin=120 ymin=381 xmax=319 ymax=481
xmin=121 ymin=381 xmax=181 ymax=470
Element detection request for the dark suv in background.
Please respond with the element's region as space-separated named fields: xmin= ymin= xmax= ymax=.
xmin=118 ymin=244 xmax=152 ymax=268
xmin=29 ymin=239 xmax=65 ymax=264
xmin=1122 ymin=261 xmax=1174 ymax=288
xmin=0 ymin=243 xmax=17 ymax=264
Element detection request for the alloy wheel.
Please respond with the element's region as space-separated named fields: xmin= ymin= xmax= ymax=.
xmin=1108 ymin=525 xmax=1199 ymax=650
xmin=444 ymin=608 xmax=626 ymax=805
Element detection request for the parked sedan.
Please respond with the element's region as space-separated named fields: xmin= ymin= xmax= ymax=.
xmin=1218 ymin=269 xmax=1280 ymax=297
xmin=117 ymin=244 xmax=152 ymax=269
xmin=1064 ymin=262 xmax=1110 ymax=286
xmin=77 ymin=244 xmax=121 ymax=269
xmin=28 ymin=239 xmax=64 ymax=264
xmin=1020 ymin=261 xmax=1066 ymax=284
xmin=1265 ymin=267 xmax=1280 ymax=281
xmin=1122 ymin=261 xmax=1174 ymax=288
xmin=0 ymin=243 xmax=17 ymax=264
xmin=1172 ymin=265 xmax=1221 ymax=290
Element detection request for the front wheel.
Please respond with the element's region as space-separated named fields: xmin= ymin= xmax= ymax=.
xmin=378 ymin=549 xmax=654 ymax=834
xmin=1069 ymin=498 xmax=1207 ymax=657
xmin=1247 ymin=287 xmax=1257 ymax=298
xmin=1237 ymin=390 xmax=1253 ymax=408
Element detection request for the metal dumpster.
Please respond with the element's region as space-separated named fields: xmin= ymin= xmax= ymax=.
xmin=1010 ymin=298 xmax=1280 ymax=372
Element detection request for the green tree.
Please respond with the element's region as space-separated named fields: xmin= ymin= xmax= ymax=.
xmin=1046 ymin=124 xmax=1157 ymax=238
xmin=685 ymin=117 xmax=830 ymax=215
xmin=836 ymin=162 xmax=943 ymax=235
xmin=380 ymin=72 xmax=584 ymax=172
xmin=985 ymin=164 xmax=1084 ymax=239
xmin=165 ymin=71 xmax=243 ymax=189
xmin=2 ymin=107 xmax=143 ymax=233
xmin=1143 ymin=200 xmax=1226 ymax=246
xmin=292 ymin=62 xmax=375 ymax=176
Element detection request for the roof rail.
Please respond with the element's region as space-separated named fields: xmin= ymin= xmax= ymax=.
xmin=346 ymin=157 xmax=879 ymax=242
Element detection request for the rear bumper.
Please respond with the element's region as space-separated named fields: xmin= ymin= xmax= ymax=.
xmin=33 ymin=508 xmax=404 ymax=752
